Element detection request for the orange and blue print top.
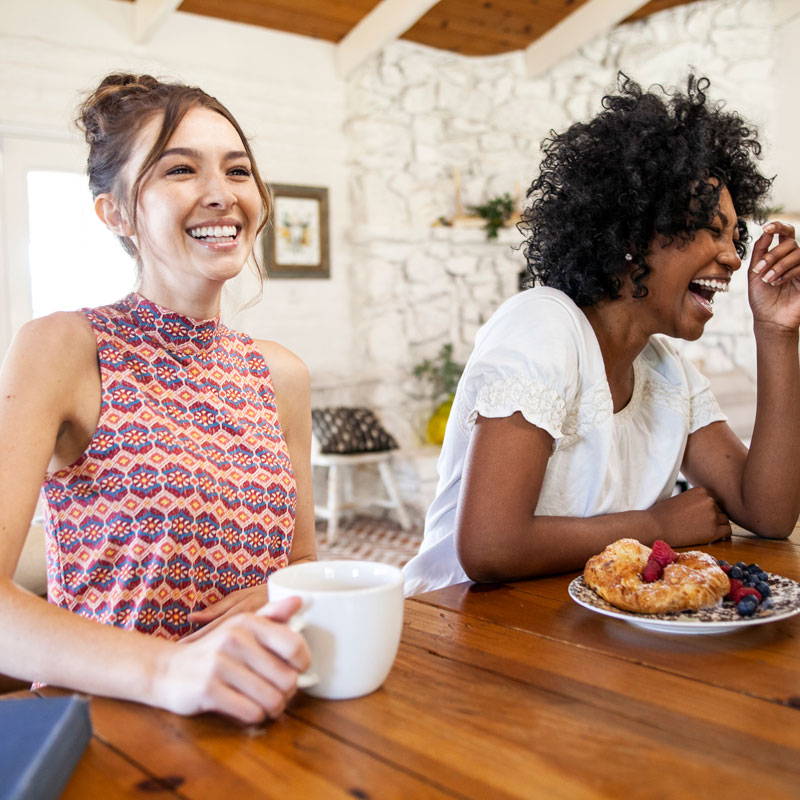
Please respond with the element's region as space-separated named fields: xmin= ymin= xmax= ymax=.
xmin=42 ymin=293 xmax=296 ymax=639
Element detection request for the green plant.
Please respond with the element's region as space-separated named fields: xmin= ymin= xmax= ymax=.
xmin=470 ymin=193 xmax=514 ymax=240
xmin=412 ymin=344 xmax=464 ymax=405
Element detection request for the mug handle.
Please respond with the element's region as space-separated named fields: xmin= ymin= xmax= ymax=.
xmin=286 ymin=609 xmax=320 ymax=689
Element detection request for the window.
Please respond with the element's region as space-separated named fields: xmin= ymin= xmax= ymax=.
xmin=1 ymin=137 xmax=135 ymax=356
xmin=27 ymin=170 xmax=134 ymax=318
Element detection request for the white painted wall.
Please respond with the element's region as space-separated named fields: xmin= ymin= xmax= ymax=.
xmin=772 ymin=0 xmax=800 ymax=213
xmin=0 ymin=0 xmax=355 ymax=387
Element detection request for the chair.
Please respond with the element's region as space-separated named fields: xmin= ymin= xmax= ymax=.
xmin=311 ymin=407 xmax=412 ymax=545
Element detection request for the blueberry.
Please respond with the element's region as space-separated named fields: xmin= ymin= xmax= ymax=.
xmin=717 ymin=559 xmax=729 ymax=567
xmin=756 ymin=581 xmax=771 ymax=598
xmin=747 ymin=563 xmax=761 ymax=574
xmin=735 ymin=561 xmax=747 ymax=570
xmin=736 ymin=595 xmax=759 ymax=616
xmin=729 ymin=566 xmax=744 ymax=580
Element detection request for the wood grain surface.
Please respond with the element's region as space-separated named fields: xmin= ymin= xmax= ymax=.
xmin=7 ymin=533 xmax=799 ymax=799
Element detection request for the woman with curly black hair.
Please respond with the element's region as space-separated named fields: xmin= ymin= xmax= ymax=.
xmin=404 ymin=74 xmax=800 ymax=595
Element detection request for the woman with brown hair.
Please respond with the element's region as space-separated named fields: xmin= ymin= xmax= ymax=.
xmin=0 ymin=74 xmax=315 ymax=723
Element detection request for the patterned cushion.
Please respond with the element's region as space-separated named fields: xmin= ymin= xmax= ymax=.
xmin=311 ymin=407 xmax=398 ymax=454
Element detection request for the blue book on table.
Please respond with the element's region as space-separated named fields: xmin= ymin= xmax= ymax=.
xmin=0 ymin=695 xmax=92 ymax=800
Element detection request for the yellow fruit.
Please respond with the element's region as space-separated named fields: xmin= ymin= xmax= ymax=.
xmin=426 ymin=396 xmax=454 ymax=445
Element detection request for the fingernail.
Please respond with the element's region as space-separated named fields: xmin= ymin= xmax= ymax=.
xmin=753 ymin=259 xmax=767 ymax=274
xmin=762 ymin=269 xmax=775 ymax=283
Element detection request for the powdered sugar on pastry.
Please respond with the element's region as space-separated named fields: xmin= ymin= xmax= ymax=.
xmin=583 ymin=538 xmax=730 ymax=614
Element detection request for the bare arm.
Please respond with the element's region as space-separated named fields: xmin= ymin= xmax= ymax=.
xmin=682 ymin=221 xmax=800 ymax=538
xmin=456 ymin=412 xmax=729 ymax=582
xmin=0 ymin=315 xmax=308 ymax=722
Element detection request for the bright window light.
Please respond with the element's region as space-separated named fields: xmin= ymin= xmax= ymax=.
xmin=27 ymin=171 xmax=135 ymax=318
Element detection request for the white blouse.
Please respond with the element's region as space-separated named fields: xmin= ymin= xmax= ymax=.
xmin=402 ymin=287 xmax=726 ymax=596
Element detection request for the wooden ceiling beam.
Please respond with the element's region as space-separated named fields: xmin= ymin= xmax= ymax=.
xmin=335 ymin=0 xmax=441 ymax=77
xmin=525 ymin=0 xmax=651 ymax=77
xmin=133 ymin=0 xmax=182 ymax=43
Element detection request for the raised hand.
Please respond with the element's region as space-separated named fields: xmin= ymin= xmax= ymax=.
xmin=647 ymin=487 xmax=731 ymax=547
xmin=748 ymin=221 xmax=800 ymax=332
xmin=155 ymin=595 xmax=310 ymax=724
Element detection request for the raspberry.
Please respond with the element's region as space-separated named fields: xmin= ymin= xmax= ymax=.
xmin=650 ymin=539 xmax=678 ymax=567
xmin=725 ymin=579 xmax=762 ymax=605
xmin=737 ymin=586 xmax=762 ymax=604
xmin=719 ymin=563 xmax=732 ymax=574
xmin=641 ymin=556 xmax=663 ymax=583
xmin=725 ymin=578 xmax=743 ymax=601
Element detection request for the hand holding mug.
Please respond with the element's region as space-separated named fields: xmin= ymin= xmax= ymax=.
xmin=267 ymin=560 xmax=404 ymax=700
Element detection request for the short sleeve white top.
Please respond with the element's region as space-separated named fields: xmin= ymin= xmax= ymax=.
xmin=402 ymin=287 xmax=726 ymax=596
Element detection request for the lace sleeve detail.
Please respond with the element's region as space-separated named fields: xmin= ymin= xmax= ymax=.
xmin=466 ymin=377 xmax=567 ymax=439
xmin=688 ymin=386 xmax=727 ymax=433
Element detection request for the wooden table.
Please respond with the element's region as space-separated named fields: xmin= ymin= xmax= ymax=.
xmin=15 ymin=533 xmax=800 ymax=799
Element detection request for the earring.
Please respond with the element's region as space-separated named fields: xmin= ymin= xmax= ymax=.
xmin=624 ymin=253 xmax=633 ymax=261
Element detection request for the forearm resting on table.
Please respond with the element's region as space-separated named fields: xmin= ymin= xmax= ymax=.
xmin=0 ymin=577 xmax=170 ymax=703
xmin=456 ymin=509 xmax=663 ymax=583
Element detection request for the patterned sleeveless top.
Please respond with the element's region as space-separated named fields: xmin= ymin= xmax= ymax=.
xmin=42 ymin=293 xmax=296 ymax=639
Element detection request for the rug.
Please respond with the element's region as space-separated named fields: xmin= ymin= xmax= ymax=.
xmin=315 ymin=515 xmax=422 ymax=568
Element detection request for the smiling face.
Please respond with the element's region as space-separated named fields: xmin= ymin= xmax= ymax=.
xmin=123 ymin=105 xmax=264 ymax=298
xmin=635 ymin=185 xmax=742 ymax=341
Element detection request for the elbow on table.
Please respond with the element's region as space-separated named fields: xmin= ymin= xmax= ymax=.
xmin=752 ymin=520 xmax=797 ymax=540
xmin=740 ymin=509 xmax=799 ymax=540
xmin=456 ymin=532 xmax=515 ymax=584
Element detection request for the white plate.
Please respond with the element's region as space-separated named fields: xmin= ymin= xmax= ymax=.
xmin=568 ymin=573 xmax=800 ymax=635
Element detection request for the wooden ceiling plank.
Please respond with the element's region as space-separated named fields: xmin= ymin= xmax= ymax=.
xmin=179 ymin=0 xmax=382 ymax=31
xmin=403 ymin=0 xmax=595 ymax=57
xmin=624 ymin=0 xmax=697 ymax=23
xmin=335 ymin=0 xmax=442 ymax=77
xmin=134 ymin=0 xmax=183 ymax=43
xmin=525 ymin=0 xmax=651 ymax=76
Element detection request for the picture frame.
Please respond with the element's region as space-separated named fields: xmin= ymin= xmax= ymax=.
xmin=263 ymin=183 xmax=330 ymax=278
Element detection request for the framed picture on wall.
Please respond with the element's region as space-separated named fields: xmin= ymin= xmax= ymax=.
xmin=263 ymin=183 xmax=330 ymax=278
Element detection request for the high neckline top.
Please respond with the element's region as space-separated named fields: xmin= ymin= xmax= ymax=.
xmin=126 ymin=292 xmax=221 ymax=356
xmin=42 ymin=295 xmax=296 ymax=639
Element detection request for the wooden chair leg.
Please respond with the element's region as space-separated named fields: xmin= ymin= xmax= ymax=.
xmin=378 ymin=459 xmax=412 ymax=531
xmin=327 ymin=462 xmax=341 ymax=546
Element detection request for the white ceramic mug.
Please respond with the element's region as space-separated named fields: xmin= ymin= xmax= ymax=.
xmin=266 ymin=560 xmax=404 ymax=700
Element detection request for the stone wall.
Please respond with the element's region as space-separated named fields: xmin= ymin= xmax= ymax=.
xmin=345 ymin=0 xmax=781 ymax=458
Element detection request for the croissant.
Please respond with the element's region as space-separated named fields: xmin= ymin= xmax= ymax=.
xmin=584 ymin=538 xmax=729 ymax=614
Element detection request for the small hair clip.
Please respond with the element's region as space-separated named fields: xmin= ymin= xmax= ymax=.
xmin=624 ymin=253 xmax=633 ymax=261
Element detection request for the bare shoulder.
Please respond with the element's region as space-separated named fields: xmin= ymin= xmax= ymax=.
xmin=6 ymin=312 xmax=96 ymax=378
xmin=254 ymin=339 xmax=310 ymax=399
xmin=1 ymin=311 xmax=98 ymax=440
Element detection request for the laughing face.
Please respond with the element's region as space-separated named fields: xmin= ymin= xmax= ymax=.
xmin=636 ymin=185 xmax=742 ymax=341
xmin=124 ymin=105 xmax=263 ymax=295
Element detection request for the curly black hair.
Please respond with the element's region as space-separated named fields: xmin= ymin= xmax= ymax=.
xmin=519 ymin=74 xmax=773 ymax=306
